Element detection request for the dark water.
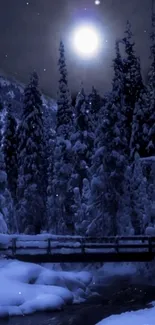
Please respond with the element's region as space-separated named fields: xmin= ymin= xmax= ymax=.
xmin=1 ymin=276 xmax=155 ymax=325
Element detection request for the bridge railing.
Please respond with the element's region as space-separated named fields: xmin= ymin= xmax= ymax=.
xmin=1 ymin=235 xmax=155 ymax=256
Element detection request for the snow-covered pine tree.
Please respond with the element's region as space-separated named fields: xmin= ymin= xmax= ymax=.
xmin=0 ymin=105 xmax=15 ymax=233
xmin=124 ymin=153 xmax=149 ymax=235
xmin=72 ymin=86 xmax=94 ymax=193
xmin=3 ymin=103 xmax=18 ymax=203
xmin=0 ymin=156 xmax=8 ymax=233
xmin=0 ymin=110 xmax=8 ymax=233
xmin=16 ymin=72 xmax=46 ymax=234
xmin=122 ymin=21 xmax=144 ymax=156
xmin=88 ymin=41 xmax=128 ymax=236
xmin=52 ymin=136 xmax=75 ymax=234
xmin=145 ymin=11 xmax=155 ymax=156
xmin=58 ymin=85 xmax=94 ymax=234
xmin=57 ymin=40 xmax=73 ymax=138
xmin=130 ymin=88 xmax=149 ymax=159
xmin=0 ymin=98 xmax=3 ymax=113
xmin=46 ymin=132 xmax=56 ymax=232
xmin=72 ymin=178 xmax=91 ymax=235
xmin=72 ymin=187 xmax=83 ymax=229
xmin=51 ymin=42 xmax=75 ymax=234
xmin=129 ymin=13 xmax=155 ymax=159
xmin=43 ymin=104 xmax=56 ymax=231
xmin=88 ymin=86 xmax=103 ymax=131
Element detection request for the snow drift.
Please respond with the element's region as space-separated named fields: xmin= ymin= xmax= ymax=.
xmin=0 ymin=260 xmax=92 ymax=317
xmin=96 ymin=306 xmax=155 ymax=324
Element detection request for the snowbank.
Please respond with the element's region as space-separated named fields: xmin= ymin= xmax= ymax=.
xmin=0 ymin=260 xmax=92 ymax=317
xmin=100 ymin=262 xmax=137 ymax=277
xmin=92 ymin=262 xmax=137 ymax=287
xmin=145 ymin=226 xmax=155 ymax=236
xmin=96 ymin=306 xmax=155 ymax=324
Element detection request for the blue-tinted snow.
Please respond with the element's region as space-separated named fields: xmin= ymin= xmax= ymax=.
xmin=0 ymin=260 xmax=92 ymax=317
xmin=96 ymin=306 xmax=155 ymax=324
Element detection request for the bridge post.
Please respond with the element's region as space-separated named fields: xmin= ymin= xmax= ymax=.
xmin=12 ymin=238 xmax=16 ymax=256
xmin=81 ymin=238 xmax=85 ymax=254
xmin=115 ymin=237 xmax=119 ymax=253
xmin=148 ymin=237 xmax=152 ymax=254
xmin=47 ymin=238 xmax=51 ymax=254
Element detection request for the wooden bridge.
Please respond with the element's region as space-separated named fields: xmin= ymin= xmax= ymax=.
xmin=1 ymin=235 xmax=155 ymax=263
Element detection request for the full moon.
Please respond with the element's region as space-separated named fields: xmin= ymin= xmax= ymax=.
xmin=95 ymin=0 xmax=101 ymax=5
xmin=73 ymin=25 xmax=100 ymax=58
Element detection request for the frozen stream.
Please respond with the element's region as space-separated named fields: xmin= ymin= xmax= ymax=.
xmin=1 ymin=275 xmax=155 ymax=325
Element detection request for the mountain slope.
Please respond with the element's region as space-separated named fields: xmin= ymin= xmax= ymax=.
xmin=0 ymin=75 xmax=57 ymax=122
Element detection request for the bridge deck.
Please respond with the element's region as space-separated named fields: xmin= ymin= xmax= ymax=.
xmin=10 ymin=252 xmax=155 ymax=263
xmin=1 ymin=235 xmax=155 ymax=263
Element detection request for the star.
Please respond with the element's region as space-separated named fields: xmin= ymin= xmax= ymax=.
xmin=43 ymin=68 xmax=46 ymax=72
xmin=26 ymin=2 xmax=29 ymax=5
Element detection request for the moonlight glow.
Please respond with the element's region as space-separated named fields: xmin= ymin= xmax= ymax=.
xmin=73 ymin=25 xmax=100 ymax=58
xmin=95 ymin=0 xmax=101 ymax=5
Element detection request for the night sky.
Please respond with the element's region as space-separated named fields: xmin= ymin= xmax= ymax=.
xmin=0 ymin=0 xmax=152 ymax=98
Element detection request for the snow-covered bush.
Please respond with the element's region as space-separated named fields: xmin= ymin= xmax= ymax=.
xmin=145 ymin=226 xmax=155 ymax=236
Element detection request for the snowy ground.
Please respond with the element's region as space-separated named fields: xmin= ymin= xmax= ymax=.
xmin=91 ymin=262 xmax=137 ymax=287
xmin=0 ymin=259 xmax=92 ymax=317
xmin=96 ymin=305 xmax=155 ymax=324
xmin=0 ymin=251 xmax=146 ymax=320
xmin=98 ymin=262 xmax=137 ymax=277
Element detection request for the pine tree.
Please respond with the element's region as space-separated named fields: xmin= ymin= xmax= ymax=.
xmin=16 ymin=72 xmax=46 ymax=234
xmin=46 ymin=127 xmax=56 ymax=233
xmin=51 ymin=41 xmax=75 ymax=234
xmin=66 ymin=86 xmax=94 ymax=232
xmin=72 ymin=86 xmax=94 ymax=194
xmin=0 ymin=111 xmax=7 ymax=233
xmin=129 ymin=11 xmax=155 ymax=159
xmin=145 ymin=11 xmax=155 ymax=156
xmin=0 ymin=153 xmax=8 ymax=233
xmin=122 ymin=21 xmax=144 ymax=155
xmin=130 ymin=89 xmax=149 ymax=159
xmin=52 ymin=136 xmax=75 ymax=234
xmin=72 ymin=178 xmax=90 ymax=235
xmin=123 ymin=21 xmax=144 ymax=102
xmin=43 ymin=105 xmax=56 ymax=231
xmin=88 ymin=86 xmax=103 ymax=131
xmin=57 ymin=40 xmax=73 ymax=138
xmin=3 ymin=104 xmax=18 ymax=202
xmin=88 ymin=41 xmax=128 ymax=236
xmin=125 ymin=154 xmax=149 ymax=234
xmin=0 ymin=106 xmax=14 ymax=233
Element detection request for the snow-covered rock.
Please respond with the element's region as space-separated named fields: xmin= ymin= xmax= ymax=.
xmin=0 ymin=260 xmax=92 ymax=317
